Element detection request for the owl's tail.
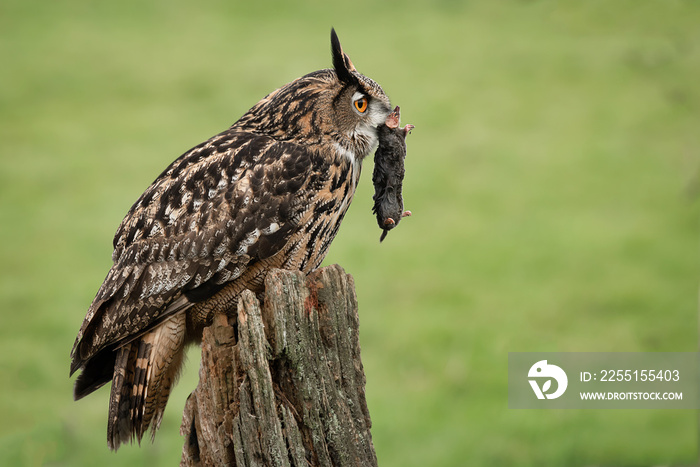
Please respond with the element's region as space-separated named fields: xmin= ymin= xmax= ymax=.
xmin=107 ymin=313 xmax=187 ymax=450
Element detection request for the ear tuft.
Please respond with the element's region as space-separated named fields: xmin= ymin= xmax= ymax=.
xmin=331 ymin=28 xmax=357 ymax=84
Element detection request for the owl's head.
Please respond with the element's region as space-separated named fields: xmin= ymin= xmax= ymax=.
xmin=234 ymin=29 xmax=392 ymax=162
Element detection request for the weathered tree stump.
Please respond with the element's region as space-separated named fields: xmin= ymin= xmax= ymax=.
xmin=180 ymin=264 xmax=377 ymax=467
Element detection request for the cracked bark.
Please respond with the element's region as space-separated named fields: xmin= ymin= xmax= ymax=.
xmin=180 ymin=264 xmax=377 ymax=467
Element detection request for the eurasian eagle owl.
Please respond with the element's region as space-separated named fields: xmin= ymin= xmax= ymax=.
xmin=70 ymin=29 xmax=392 ymax=450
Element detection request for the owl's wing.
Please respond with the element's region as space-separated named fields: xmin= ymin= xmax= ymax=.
xmin=70 ymin=129 xmax=322 ymax=373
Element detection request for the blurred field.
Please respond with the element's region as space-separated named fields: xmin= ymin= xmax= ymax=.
xmin=1 ymin=0 xmax=699 ymax=465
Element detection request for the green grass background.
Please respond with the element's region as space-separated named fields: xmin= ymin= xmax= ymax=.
xmin=1 ymin=0 xmax=699 ymax=465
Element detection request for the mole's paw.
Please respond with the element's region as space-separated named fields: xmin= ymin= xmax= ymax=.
xmin=403 ymin=124 xmax=415 ymax=137
xmin=384 ymin=217 xmax=396 ymax=226
xmin=401 ymin=210 xmax=412 ymax=218
xmin=385 ymin=106 xmax=400 ymax=129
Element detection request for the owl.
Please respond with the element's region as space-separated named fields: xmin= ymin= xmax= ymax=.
xmin=69 ymin=29 xmax=392 ymax=450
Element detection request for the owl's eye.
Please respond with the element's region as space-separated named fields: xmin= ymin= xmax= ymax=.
xmin=353 ymin=96 xmax=368 ymax=113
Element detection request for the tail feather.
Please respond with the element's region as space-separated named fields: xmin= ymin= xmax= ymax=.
xmin=107 ymin=343 xmax=137 ymax=449
xmin=131 ymin=338 xmax=152 ymax=441
xmin=143 ymin=314 xmax=187 ymax=439
xmin=107 ymin=314 xmax=187 ymax=450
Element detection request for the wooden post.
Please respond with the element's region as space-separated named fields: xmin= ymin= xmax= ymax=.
xmin=180 ymin=264 xmax=377 ymax=467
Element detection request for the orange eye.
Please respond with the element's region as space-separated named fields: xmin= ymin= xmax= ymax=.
xmin=354 ymin=96 xmax=368 ymax=113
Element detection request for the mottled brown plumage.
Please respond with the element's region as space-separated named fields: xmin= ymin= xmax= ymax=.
xmin=70 ymin=29 xmax=392 ymax=450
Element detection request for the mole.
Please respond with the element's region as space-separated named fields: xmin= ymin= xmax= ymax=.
xmin=371 ymin=106 xmax=414 ymax=242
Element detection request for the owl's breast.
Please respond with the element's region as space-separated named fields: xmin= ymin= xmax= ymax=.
xmin=279 ymin=148 xmax=361 ymax=274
